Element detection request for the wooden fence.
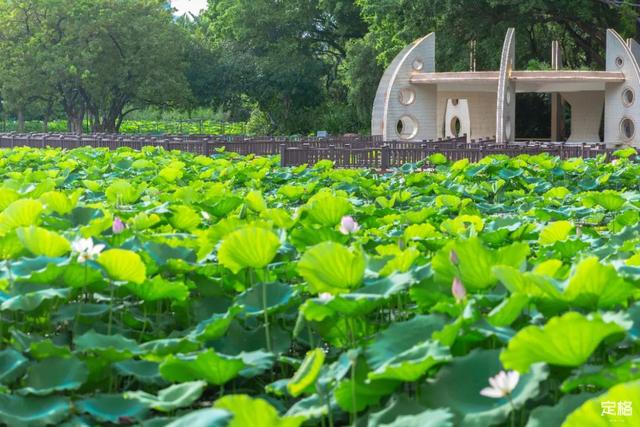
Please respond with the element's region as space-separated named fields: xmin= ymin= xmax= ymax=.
xmin=0 ymin=132 xmax=618 ymax=169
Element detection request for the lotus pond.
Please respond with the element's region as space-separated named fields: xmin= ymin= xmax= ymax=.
xmin=0 ymin=146 xmax=639 ymax=426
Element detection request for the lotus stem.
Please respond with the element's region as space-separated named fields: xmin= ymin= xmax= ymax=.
xmin=262 ymin=277 xmax=272 ymax=353
xmin=351 ymin=356 xmax=358 ymax=425
xmin=107 ymin=279 xmax=115 ymax=335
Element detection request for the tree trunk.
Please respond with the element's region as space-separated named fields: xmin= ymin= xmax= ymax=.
xmin=17 ymin=109 xmax=25 ymax=132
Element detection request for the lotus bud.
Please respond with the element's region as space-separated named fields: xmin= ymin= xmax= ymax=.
xmin=451 ymin=277 xmax=466 ymax=302
xmin=112 ymin=216 xmax=125 ymax=234
xmin=449 ymin=250 xmax=459 ymax=266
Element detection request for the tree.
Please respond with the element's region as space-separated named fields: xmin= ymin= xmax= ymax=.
xmin=0 ymin=0 xmax=190 ymax=133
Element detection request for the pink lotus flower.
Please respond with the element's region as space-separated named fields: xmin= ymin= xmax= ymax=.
xmin=112 ymin=217 xmax=125 ymax=234
xmin=318 ymin=292 xmax=334 ymax=302
xmin=339 ymin=216 xmax=360 ymax=235
xmin=451 ymin=277 xmax=466 ymax=302
xmin=480 ymin=370 xmax=520 ymax=398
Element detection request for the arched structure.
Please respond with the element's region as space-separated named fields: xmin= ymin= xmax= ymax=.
xmin=372 ymin=28 xmax=640 ymax=147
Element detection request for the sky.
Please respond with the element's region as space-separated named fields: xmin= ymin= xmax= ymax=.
xmin=171 ymin=0 xmax=208 ymax=16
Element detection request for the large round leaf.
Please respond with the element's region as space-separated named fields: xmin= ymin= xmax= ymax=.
xmin=214 ymin=394 xmax=304 ymax=427
xmin=234 ymin=282 xmax=293 ymax=316
xmin=304 ymin=193 xmax=351 ymax=226
xmin=97 ymin=249 xmax=146 ymax=284
xmin=218 ymin=226 xmax=280 ymax=273
xmin=420 ymin=349 xmax=548 ymax=427
xmin=125 ymin=381 xmax=206 ymax=412
xmin=0 ymin=395 xmax=70 ymax=427
xmin=0 ymin=199 xmax=43 ymax=235
xmin=500 ymin=312 xmax=625 ymax=373
xmin=20 ymin=357 xmax=88 ymax=395
xmin=297 ymin=241 xmax=365 ymax=294
xmin=562 ymin=380 xmax=640 ymax=426
xmin=76 ymin=394 xmax=149 ymax=424
xmin=0 ymin=348 xmax=28 ymax=384
xmin=114 ymin=360 xmax=165 ymax=385
xmin=526 ymin=393 xmax=598 ymax=427
xmin=165 ymin=408 xmax=232 ymax=427
xmin=16 ymin=226 xmax=70 ymax=257
xmin=159 ymin=349 xmax=245 ymax=385
xmin=563 ymin=257 xmax=635 ymax=309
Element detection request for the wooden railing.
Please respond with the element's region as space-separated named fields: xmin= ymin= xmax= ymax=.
xmin=0 ymin=133 xmax=618 ymax=169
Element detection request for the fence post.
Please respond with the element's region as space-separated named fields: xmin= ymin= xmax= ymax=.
xmin=381 ymin=144 xmax=390 ymax=170
xmin=279 ymin=144 xmax=286 ymax=167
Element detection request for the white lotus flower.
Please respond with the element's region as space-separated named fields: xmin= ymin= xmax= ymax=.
xmin=72 ymin=238 xmax=105 ymax=263
xmin=480 ymin=370 xmax=520 ymax=398
xmin=318 ymin=292 xmax=334 ymax=302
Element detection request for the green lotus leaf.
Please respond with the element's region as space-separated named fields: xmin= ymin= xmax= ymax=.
xmin=52 ymin=303 xmax=109 ymax=322
xmin=159 ymin=349 xmax=245 ymax=385
xmin=0 ymin=348 xmax=28 ymax=384
xmin=492 ymin=265 xmax=563 ymax=299
xmin=20 ymin=357 xmax=88 ymax=395
xmin=420 ymin=349 xmax=548 ymax=427
xmin=0 ymin=188 xmax=19 ymax=211
xmin=487 ymin=293 xmax=529 ymax=327
xmin=170 ymin=205 xmax=201 ymax=231
xmin=500 ymin=312 xmax=625 ymax=373
xmin=126 ymin=275 xmax=189 ymax=302
xmin=246 ymin=190 xmax=267 ymax=212
xmin=0 ymin=231 xmax=24 ymax=260
xmin=214 ymin=394 xmax=304 ymax=427
xmin=76 ymin=394 xmax=149 ymax=424
xmin=539 ymin=221 xmax=573 ymax=245
xmin=125 ymin=381 xmax=206 ymax=412
xmin=143 ymin=241 xmax=196 ymax=266
xmin=404 ymin=223 xmax=438 ymax=241
xmin=375 ymin=408 xmax=454 ymax=427
xmin=206 ymin=195 xmax=243 ymax=217
xmin=584 ymin=190 xmax=626 ymax=211
xmin=367 ymin=394 xmax=430 ymax=426
xmin=74 ymin=330 xmax=143 ymax=361
xmin=440 ymin=214 xmax=484 ymax=235
xmin=563 ymin=257 xmax=635 ymax=309
xmin=218 ymin=226 xmax=280 ymax=274
xmin=0 ymin=199 xmax=43 ymax=235
xmin=140 ymin=337 xmax=201 ymax=358
xmin=287 ymin=348 xmax=325 ymax=397
xmin=297 ymin=241 xmax=365 ymax=294
xmin=365 ymin=315 xmax=447 ymax=375
xmin=0 ymin=395 xmax=71 ymax=427
xmin=16 ymin=226 xmax=70 ymax=257
xmin=40 ymin=191 xmax=75 ymax=215
xmin=435 ymin=194 xmax=461 ymax=209
xmin=105 ymin=179 xmax=142 ymax=205
xmin=114 ymin=360 xmax=165 ymax=385
xmin=165 ymin=408 xmax=232 ymax=427
xmin=285 ymin=394 xmax=333 ymax=419
xmin=234 ymin=282 xmax=293 ymax=316
xmin=526 ymin=393 xmax=598 ymax=427
xmin=28 ymin=340 xmax=72 ymax=360
xmin=97 ymin=248 xmax=146 ymax=284
xmin=561 ymin=358 xmax=640 ymax=393
xmin=368 ymin=340 xmax=451 ymax=382
xmin=433 ymin=237 xmax=530 ymax=290
xmin=260 ymin=208 xmax=294 ymax=229
xmin=334 ymin=359 xmax=398 ymax=413
xmin=1 ymin=288 xmax=70 ymax=312
xmin=190 ymin=306 xmax=242 ymax=342
xmin=304 ymin=193 xmax=351 ymax=226
xmin=237 ymin=350 xmax=275 ymax=378
xmin=69 ymin=207 xmax=105 ymax=227
xmin=562 ymin=380 xmax=640 ymax=426
xmin=213 ymin=322 xmax=291 ymax=355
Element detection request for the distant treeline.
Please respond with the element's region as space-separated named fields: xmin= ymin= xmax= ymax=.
xmin=0 ymin=0 xmax=637 ymax=135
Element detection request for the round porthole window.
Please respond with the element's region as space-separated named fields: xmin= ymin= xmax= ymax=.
xmin=620 ymin=117 xmax=635 ymax=141
xmin=399 ymin=88 xmax=416 ymax=105
xmin=412 ymin=58 xmax=424 ymax=71
xmin=622 ymin=87 xmax=635 ymax=107
xmin=616 ymin=56 xmax=624 ymax=68
xmin=396 ymin=115 xmax=418 ymax=140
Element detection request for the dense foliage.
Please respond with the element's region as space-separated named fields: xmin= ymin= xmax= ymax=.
xmin=1 ymin=0 xmax=639 ymax=135
xmin=0 ymin=146 xmax=639 ymax=426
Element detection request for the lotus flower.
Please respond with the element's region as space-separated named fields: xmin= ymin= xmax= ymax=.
xmin=112 ymin=217 xmax=125 ymax=234
xmin=451 ymin=277 xmax=466 ymax=302
xmin=318 ymin=292 xmax=334 ymax=302
xmin=480 ymin=370 xmax=520 ymax=398
xmin=339 ymin=216 xmax=360 ymax=235
xmin=72 ymin=238 xmax=105 ymax=263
